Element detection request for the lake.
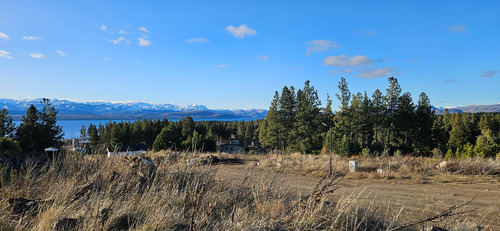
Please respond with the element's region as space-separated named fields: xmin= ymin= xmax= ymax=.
xmin=13 ymin=118 xmax=260 ymax=139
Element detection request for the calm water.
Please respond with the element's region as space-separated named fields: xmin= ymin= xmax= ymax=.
xmin=13 ymin=118 xmax=259 ymax=139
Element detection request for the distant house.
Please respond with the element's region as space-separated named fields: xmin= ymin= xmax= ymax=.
xmin=107 ymin=144 xmax=147 ymax=158
xmin=217 ymin=136 xmax=245 ymax=154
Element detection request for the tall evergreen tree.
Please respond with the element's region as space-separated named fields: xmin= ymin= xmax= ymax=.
xmin=0 ymin=108 xmax=16 ymax=137
xmin=278 ymin=86 xmax=296 ymax=151
xmin=38 ymin=98 xmax=64 ymax=148
xmin=294 ymin=80 xmax=322 ymax=153
xmin=384 ymin=77 xmax=401 ymax=149
xmin=259 ymin=91 xmax=280 ymax=149
xmin=414 ymin=92 xmax=434 ymax=153
xmin=16 ymin=105 xmax=40 ymax=152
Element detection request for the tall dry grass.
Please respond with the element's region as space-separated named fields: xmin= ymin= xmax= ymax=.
xmin=0 ymin=151 xmax=489 ymax=230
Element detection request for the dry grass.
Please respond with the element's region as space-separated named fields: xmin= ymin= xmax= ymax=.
xmin=0 ymin=151 xmax=492 ymax=230
xmin=243 ymin=153 xmax=500 ymax=182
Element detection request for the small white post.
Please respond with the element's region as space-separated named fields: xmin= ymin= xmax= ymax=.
xmin=349 ymin=160 xmax=358 ymax=173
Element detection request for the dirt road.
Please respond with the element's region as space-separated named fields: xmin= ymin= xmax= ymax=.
xmin=218 ymin=165 xmax=500 ymax=229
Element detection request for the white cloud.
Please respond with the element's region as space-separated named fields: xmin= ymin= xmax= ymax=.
xmin=328 ymin=68 xmax=353 ymax=75
xmin=0 ymin=32 xmax=9 ymax=40
xmin=103 ymin=57 xmax=111 ymax=61
xmin=255 ymin=55 xmax=268 ymax=61
xmin=0 ymin=50 xmax=13 ymax=59
xmin=306 ymin=40 xmax=340 ymax=56
xmin=216 ymin=64 xmax=230 ymax=68
xmin=138 ymin=27 xmax=149 ymax=33
xmin=55 ymin=50 xmax=66 ymax=57
xmin=119 ymin=30 xmax=128 ymax=35
xmin=479 ymin=70 xmax=498 ymax=78
xmin=109 ymin=36 xmax=130 ymax=44
xmin=322 ymin=55 xmax=372 ymax=67
xmin=447 ymin=25 xmax=467 ymax=34
xmin=185 ymin=38 xmax=208 ymax=44
xmin=101 ymin=25 xmax=107 ymax=31
xmin=356 ymin=67 xmax=393 ymax=79
xmin=138 ymin=37 xmax=151 ymax=46
xmin=226 ymin=24 xmax=256 ymax=38
xmin=29 ymin=52 xmax=45 ymax=59
xmin=23 ymin=36 xmax=41 ymax=40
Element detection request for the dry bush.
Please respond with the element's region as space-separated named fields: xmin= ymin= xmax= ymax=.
xmin=0 ymin=151 xmax=490 ymax=230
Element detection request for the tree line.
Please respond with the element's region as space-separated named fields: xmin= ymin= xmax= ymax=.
xmin=81 ymin=117 xmax=260 ymax=153
xmin=259 ymin=78 xmax=500 ymax=158
xmin=0 ymin=98 xmax=64 ymax=154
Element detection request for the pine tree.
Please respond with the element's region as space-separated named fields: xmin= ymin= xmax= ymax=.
xmin=38 ymin=98 xmax=64 ymax=149
xmin=278 ymin=86 xmax=296 ymax=151
xmin=259 ymin=91 xmax=280 ymax=149
xmin=371 ymin=89 xmax=385 ymax=145
xmin=87 ymin=124 xmax=100 ymax=147
xmin=153 ymin=124 xmax=180 ymax=151
xmin=393 ymin=92 xmax=415 ymax=151
xmin=414 ymin=92 xmax=434 ymax=154
xmin=0 ymin=108 xmax=16 ymax=137
xmin=384 ymin=77 xmax=401 ymax=149
xmin=16 ymin=105 xmax=40 ymax=152
xmin=294 ymin=80 xmax=322 ymax=153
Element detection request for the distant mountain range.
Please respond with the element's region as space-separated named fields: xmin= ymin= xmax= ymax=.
xmin=1 ymin=98 xmax=499 ymax=121
xmin=433 ymin=104 xmax=500 ymax=114
xmin=0 ymin=98 xmax=268 ymax=120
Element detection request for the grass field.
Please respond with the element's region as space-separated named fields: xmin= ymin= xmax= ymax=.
xmin=0 ymin=151 xmax=498 ymax=230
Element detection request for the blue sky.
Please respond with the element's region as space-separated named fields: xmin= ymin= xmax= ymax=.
xmin=0 ymin=0 xmax=499 ymax=109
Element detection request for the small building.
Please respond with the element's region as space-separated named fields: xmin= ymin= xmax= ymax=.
xmin=217 ymin=136 xmax=245 ymax=154
xmin=107 ymin=144 xmax=147 ymax=158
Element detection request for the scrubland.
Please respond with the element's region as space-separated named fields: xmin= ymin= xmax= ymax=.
xmin=0 ymin=151 xmax=498 ymax=230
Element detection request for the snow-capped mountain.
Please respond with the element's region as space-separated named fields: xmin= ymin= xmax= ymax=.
xmin=0 ymin=98 xmax=267 ymax=120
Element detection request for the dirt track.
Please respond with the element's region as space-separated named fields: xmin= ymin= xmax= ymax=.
xmin=218 ymin=165 xmax=500 ymax=229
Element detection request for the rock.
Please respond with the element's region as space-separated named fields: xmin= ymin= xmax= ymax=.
xmin=275 ymin=162 xmax=281 ymax=167
xmin=54 ymin=218 xmax=79 ymax=231
xmin=200 ymin=155 xmax=219 ymax=165
xmin=436 ymin=161 xmax=447 ymax=170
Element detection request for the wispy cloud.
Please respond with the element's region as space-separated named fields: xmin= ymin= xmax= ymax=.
xmin=328 ymin=68 xmax=353 ymax=75
xmin=101 ymin=25 xmax=107 ymax=31
xmin=322 ymin=55 xmax=372 ymax=67
xmin=185 ymin=38 xmax=208 ymax=44
xmin=23 ymin=36 xmax=41 ymax=40
xmin=356 ymin=67 xmax=393 ymax=79
xmin=306 ymin=40 xmax=340 ymax=56
xmin=55 ymin=50 xmax=66 ymax=57
xmin=0 ymin=50 xmax=13 ymax=59
xmin=364 ymin=30 xmax=376 ymax=37
xmin=119 ymin=30 xmax=128 ymax=35
xmin=0 ymin=32 xmax=9 ymax=40
xmin=138 ymin=37 xmax=151 ymax=46
xmin=29 ymin=52 xmax=45 ymax=59
xmin=216 ymin=64 xmax=230 ymax=68
xmin=377 ymin=57 xmax=390 ymax=63
xmin=103 ymin=57 xmax=111 ymax=61
xmin=254 ymin=55 xmax=268 ymax=61
xmin=447 ymin=25 xmax=467 ymax=34
xmin=479 ymin=70 xmax=498 ymax=78
xmin=138 ymin=27 xmax=149 ymax=33
xmin=226 ymin=24 xmax=256 ymax=38
xmin=109 ymin=36 xmax=130 ymax=44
